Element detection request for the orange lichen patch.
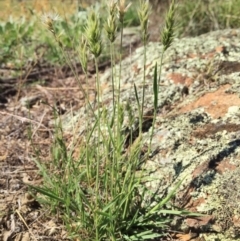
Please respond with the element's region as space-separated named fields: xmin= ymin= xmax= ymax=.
xmin=179 ymin=84 xmax=240 ymax=118
xmin=192 ymin=160 xmax=211 ymax=179
xmin=215 ymin=158 xmax=237 ymax=174
xmin=131 ymin=64 xmax=140 ymax=75
xmin=187 ymin=51 xmax=215 ymax=60
xmin=185 ymin=197 xmax=206 ymax=211
xmin=187 ymin=53 xmax=198 ymax=59
xmin=168 ymin=73 xmax=194 ymax=87
xmin=175 ymin=233 xmax=198 ymax=241
xmin=202 ymin=51 xmax=216 ymax=59
xmin=185 ymin=215 xmax=213 ymax=229
xmin=185 ymin=77 xmax=194 ymax=87
xmin=215 ymin=45 xmax=228 ymax=55
xmin=233 ymin=215 xmax=240 ymax=228
xmin=188 ymin=136 xmax=197 ymax=146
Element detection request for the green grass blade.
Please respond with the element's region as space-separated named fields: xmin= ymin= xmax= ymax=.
xmin=153 ymin=62 xmax=158 ymax=110
xmin=148 ymin=176 xmax=186 ymax=215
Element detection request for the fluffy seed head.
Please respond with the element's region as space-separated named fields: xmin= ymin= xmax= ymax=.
xmin=85 ymin=11 xmax=102 ymax=58
xmin=161 ymin=0 xmax=175 ymax=51
xmin=41 ymin=12 xmax=60 ymax=33
xmin=117 ymin=0 xmax=132 ymax=23
xmin=105 ymin=0 xmax=118 ymax=42
xmin=138 ymin=0 xmax=150 ymax=44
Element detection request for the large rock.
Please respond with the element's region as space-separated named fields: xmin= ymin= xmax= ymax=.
xmin=62 ymin=29 xmax=240 ymax=240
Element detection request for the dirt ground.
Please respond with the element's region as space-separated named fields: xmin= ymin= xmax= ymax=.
xmin=0 ymin=6 xmax=169 ymax=240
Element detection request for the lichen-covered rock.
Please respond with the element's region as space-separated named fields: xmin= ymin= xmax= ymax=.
xmin=61 ymin=29 xmax=240 ymax=240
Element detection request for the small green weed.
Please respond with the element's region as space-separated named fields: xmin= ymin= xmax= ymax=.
xmin=0 ymin=18 xmax=35 ymax=65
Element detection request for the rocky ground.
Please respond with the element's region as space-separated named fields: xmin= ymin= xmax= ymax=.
xmin=1 ymin=21 xmax=240 ymax=241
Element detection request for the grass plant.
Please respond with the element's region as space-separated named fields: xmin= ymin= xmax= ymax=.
xmin=177 ymin=0 xmax=240 ymax=36
xmin=149 ymin=0 xmax=175 ymax=148
xmin=2 ymin=0 xmax=240 ymax=239
xmin=25 ymin=0 xmax=201 ymax=240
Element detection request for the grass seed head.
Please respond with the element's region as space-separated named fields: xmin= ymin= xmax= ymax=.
xmin=117 ymin=0 xmax=132 ymax=23
xmin=161 ymin=0 xmax=175 ymax=51
xmin=41 ymin=12 xmax=60 ymax=34
xmin=85 ymin=11 xmax=102 ymax=58
xmin=105 ymin=0 xmax=118 ymax=43
xmin=41 ymin=12 xmax=63 ymax=47
xmin=109 ymin=0 xmax=118 ymax=15
xmin=138 ymin=0 xmax=150 ymax=44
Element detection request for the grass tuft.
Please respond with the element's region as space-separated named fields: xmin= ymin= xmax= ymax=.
xmin=25 ymin=0 xmax=202 ymax=240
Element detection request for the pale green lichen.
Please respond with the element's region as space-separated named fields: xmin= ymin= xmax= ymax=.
xmin=199 ymin=167 xmax=240 ymax=239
